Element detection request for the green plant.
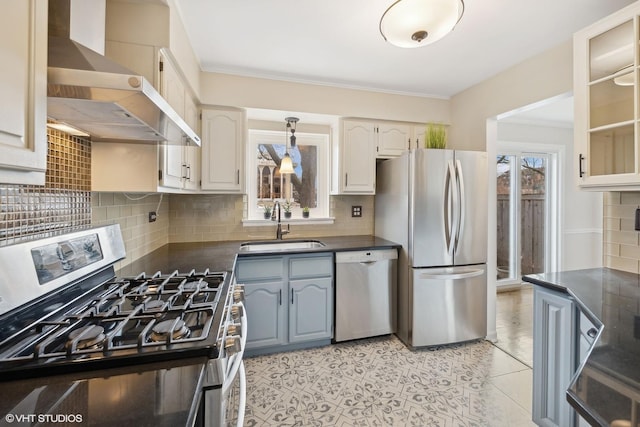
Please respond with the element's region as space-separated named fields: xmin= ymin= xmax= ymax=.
xmin=283 ymin=200 xmax=292 ymax=213
xmin=263 ymin=204 xmax=272 ymax=218
xmin=425 ymin=123 xmax=447 ymax=149
xmin=302 ymin=206 xmax=309 ymax=213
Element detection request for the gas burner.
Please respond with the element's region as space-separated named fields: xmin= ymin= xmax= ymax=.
xmin=145 ymin=300 xmax=165 ymax=310
xmin=182 ymin=281 xmax=200 ymax=293
xmin=150 ymin=318 xmax=191 ymax=342
xmin=67 ymin=325 xmax=105 ymax=350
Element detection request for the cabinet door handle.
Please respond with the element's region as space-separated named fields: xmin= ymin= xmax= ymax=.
xmin=578 ymin=154 xmax=585 ymax=178
xmin=345 ymin=173 xmax=348 ymax=187
xmin=279 ymin=289 xmax=282 ymax=305
xmin=186 ymin=165 xmax=191 ymax=180
xmin=291 ymin=288 xmax=294 ymax=304
xmin=181 ymin=163 xmax=188 ymax=180
xmin=236 ymin=169 xmax=240 ymax=184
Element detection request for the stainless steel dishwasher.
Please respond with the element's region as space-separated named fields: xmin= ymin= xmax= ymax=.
xmin=335 ymin=249 xmax=398 ymax=342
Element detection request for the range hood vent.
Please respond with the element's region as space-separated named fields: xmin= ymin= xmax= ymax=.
xmin=47 ymin=0 xmax=200 ymax=145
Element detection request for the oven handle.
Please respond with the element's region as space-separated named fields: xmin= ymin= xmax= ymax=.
xmin=221 ymin=302 xmax=247 ymax=396
xmin=236 ymin=361 xmax=247 ymax=427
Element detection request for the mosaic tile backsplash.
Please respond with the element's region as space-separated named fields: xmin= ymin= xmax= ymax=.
xmin=0 ymin=129 xmax=92 ymax=246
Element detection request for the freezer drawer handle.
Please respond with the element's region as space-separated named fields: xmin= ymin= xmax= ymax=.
xmin=419 ymin=269 xmax=484 ymax=280
xmin=359 ymin=261 xmax=377 ymax=265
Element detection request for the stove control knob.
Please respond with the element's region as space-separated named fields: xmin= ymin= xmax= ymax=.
xmin=225 ymin=336 xmax=242 ymax=355
xmin=227 ymin=323 xmax=242 ymax=336
xmin=233 ymin=286 xmax=245 ymax=303
xmin=230 ymin=304 xmax=244 ymax=320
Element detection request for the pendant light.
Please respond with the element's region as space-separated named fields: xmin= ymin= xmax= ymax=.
xmin=380 ymin=0 xmax=464 ymax=48
xmin=280 ymin=117 xmax=298 ymax=175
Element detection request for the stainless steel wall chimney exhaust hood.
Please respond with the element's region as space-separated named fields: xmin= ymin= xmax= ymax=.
xmin=47 ymin=0 xmax=200 ymax=146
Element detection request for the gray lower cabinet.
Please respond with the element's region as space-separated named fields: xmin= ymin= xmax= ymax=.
xmin=236 ymin=253 xmax=333 ymax=353
xmin=532 ymin=286 xmax=576 ymax=427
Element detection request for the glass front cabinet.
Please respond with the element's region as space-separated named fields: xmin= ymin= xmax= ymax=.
xmin=574 ymin=3 xmax=640 ymax=190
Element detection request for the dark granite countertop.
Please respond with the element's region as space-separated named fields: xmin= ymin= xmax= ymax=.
xmin=523 ymin=268 xmax=640 ymax=426
xmin=117 ymin=235 xmax=401 ymax=276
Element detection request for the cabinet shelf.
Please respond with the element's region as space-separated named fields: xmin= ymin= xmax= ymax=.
xmin=588 ymin=119 xmax=635 ymax=133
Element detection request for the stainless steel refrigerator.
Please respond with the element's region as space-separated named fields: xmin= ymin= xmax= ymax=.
xmin=375 ymin=148 xmax=487 ymax=348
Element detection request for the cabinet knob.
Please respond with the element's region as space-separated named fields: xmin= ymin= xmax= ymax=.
xmin=587 ymin=327 xmax=598 ymax=339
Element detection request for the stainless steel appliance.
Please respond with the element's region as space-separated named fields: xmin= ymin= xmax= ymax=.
xmin=47 ymin=0 xmax=200 ymax=145
xmin=375 ymin=148 xmax=488 ymax=347
xmin=334 ymin=249 xmax=397 ymax=342
xmin=0 ymin=225 xmax=245 ymax=426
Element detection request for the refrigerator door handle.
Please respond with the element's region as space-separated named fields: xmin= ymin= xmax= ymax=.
xmin=454 ymin=159 xmax=465 ymax=254
xmin=444 ymin=160 xmax=455 ymax=255
xmin=419 ymin=268 xmax=484 ymax=280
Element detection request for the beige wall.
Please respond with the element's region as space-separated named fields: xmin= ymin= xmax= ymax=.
xmin=450 ymin=40 xmax=573 ymax=151
xmin=200 ymin=72 xmax=450 ymax=124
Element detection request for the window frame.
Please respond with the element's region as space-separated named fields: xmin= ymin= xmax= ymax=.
xmin=245 ymin=129 xmax=330 ymax=221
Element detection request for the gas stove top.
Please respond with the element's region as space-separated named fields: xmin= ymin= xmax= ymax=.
xmin=0 ymin=269 xmax=229 ymax=381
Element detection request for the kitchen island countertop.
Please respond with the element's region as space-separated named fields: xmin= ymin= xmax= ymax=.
xmin=523 ymin=268 xmax=640 ymax=426
xmin=117 ymin=235 xmax=401 ymax=276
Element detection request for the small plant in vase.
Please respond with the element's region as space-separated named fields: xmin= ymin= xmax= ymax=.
xmin=302 ymin=206 xmax=310 ymax=218
xmin=283 ymin=200 xmax=292 ymax=219
xmin=263 ymin=204 xmax=272 ymax=219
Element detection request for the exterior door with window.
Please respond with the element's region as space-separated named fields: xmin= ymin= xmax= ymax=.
xmin=496 ymin=153 xmax=553 ymax=286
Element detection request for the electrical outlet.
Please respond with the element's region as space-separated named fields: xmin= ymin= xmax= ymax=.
xmin=352 ymin=206 xmax=362 ymax=217
xmin=148 ymin=211 xmax=157 ymax=223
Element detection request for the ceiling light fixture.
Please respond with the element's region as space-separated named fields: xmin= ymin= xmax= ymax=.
xmin=280 ymin=117 xmax=299 ymax=175
xmin=614 ymin=65 xmax=634 ymax=86
xmin=380 ymin=0 xmax=465 ymax=48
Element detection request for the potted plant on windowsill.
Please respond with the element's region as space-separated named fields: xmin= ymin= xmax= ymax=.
xmin=283 ymin=200 xmax=292 ymax=219
xmin=302 ymin=206 xmax=310 ymax=218
xmin=263 ymin=204 xmax=272 ymax=219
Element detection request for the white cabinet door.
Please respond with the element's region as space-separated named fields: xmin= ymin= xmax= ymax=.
xmin=573 ymin=3 xmax=640 ymax=190
xmin=159 ymin=143 xmax=185 ymax=189
xmin=339 ymin=120 xmax=376 ymax=194
xmin=201 ymin=108 xmax=245 ymax=192
xmin=0 ymin=0 xmax=47 ymax=185
xmin=411 ymin=125 xmax=426 ymax=150
xmin=532 ymin=286 xmax=576 ymax=427
xmin=376 ymin=123 xmax=410 ymax=158
xmin=159 ymin=51 xmax=185 ymax=118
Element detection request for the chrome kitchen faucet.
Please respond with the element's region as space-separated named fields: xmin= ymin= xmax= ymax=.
xmin=271 ymin=201 xmax=290 ymax=240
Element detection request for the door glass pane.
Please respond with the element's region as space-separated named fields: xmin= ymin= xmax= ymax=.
xmin=520 ymin=156 xmax=546 ymax=275
xmin=496 ymin=155 xmax=513 ymax=280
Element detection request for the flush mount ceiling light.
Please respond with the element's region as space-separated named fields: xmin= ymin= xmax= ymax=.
xmin=280 ymin=117 xmax=299 ymax=175
xmin=380 ymin=0 xmax=465 ymax=48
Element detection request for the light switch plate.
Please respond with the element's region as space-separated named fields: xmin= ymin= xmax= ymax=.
xmin=352 ymin=206 xmax=362 ymax=217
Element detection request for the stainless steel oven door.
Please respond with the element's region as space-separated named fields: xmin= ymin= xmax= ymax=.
xmin=203 ymin=301 xmax=247 ymax=427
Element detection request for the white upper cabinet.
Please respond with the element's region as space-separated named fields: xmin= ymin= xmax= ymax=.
xmin=376 ymin=123 xmax=411 ymax=158
xmin=0 ymin=0 xmax=47 ymax=185
xmin=574 ymin=3 xmax=640 ymax=190
xmin=201 ymin=107 xmax=245 ymax=193
xmin=332 ymin=120 xmax=376 ymax=195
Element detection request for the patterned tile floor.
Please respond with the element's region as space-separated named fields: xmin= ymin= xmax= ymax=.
xmin=240 ymin=335 xmax=534 ymax=426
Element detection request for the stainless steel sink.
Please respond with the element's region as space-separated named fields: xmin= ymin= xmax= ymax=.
xmin=239 ymin=239 xmax=326 ymax=252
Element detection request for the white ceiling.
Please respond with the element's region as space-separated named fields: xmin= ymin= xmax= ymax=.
xmin=175 ymin=0 xmax=635 ymax=99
